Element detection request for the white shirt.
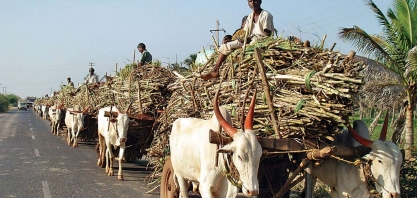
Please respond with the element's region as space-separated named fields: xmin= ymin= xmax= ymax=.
xmin=244 ymin=10 xmax=274 ymax=44
xmin=85 ymin=74 xmax=98 ymax=84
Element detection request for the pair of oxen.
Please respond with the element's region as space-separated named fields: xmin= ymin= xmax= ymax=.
xmin=169 ymin=90 xmax=402 ymax=198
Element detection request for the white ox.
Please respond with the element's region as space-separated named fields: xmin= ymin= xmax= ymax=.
xmin=170 ymin=90 xmax=262 ymax=197
xmin=48 ymin=105 xmax=63 ymax=136
xmin=96 ymin=105 xmax=138 ymax=180
xmin=41 ymin=105 xmax=49 ymax=120
xmin=65 ymin=107 xmax=88 ymax=147
xmin=311 ymin=115 xmax=402 ymax=198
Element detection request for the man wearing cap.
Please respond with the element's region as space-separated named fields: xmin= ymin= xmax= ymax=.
xmin=137 ymin=43 xmax=152 ymax=66
xmin=67 ymin=77 xmax=74 ymax=87
xmin=85 ymin=68 xmax=98 ymax=85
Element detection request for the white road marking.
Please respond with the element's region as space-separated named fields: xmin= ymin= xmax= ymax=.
xmin=32 ymin=135 xmax=35 ymax=140
xmin=42 ymin=181 xmax=51 ymax=198
xmin=35 ymin=149 xmax=40 ymax=157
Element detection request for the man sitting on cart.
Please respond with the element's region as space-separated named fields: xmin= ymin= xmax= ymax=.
xmin=200 ymin=0 xmax=274 ymax=81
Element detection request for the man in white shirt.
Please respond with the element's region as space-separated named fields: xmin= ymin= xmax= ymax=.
xmin=85 ymin=67 xmax=98 ymax=85
xmin=201 ymin=0 xmax=274 ymax=81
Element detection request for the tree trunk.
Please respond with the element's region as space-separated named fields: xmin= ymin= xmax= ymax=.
xmin=391 ymin=106 xmax=406 ymax=144
xmin=359 ymin=102 xmax=363 ymax=120
xmin=369 ymin=110 xmax=383 ymax=134
xmin=404 ymin=101 xmax=414 ymax=160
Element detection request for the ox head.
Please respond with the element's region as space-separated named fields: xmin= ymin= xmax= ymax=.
xmin=347 ymin=113 xmax=403 ymax=198
xmin=214 ymin=89 xmax=262 ymax=197
xmin=109 ymin=103 xmax=138 ymax=144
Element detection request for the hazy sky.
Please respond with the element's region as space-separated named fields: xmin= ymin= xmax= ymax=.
xmin=0 ymin=0 xmax=391 ymax=98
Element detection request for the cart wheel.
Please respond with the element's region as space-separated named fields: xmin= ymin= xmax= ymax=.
xmin=160 ymin=157 xmax=178 ymax=198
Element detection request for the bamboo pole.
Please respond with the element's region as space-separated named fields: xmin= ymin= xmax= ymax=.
xmin=274 ymin=158 xmax=309 ymax=198
xmin=254 ymin=48 xmax=281 ymax=139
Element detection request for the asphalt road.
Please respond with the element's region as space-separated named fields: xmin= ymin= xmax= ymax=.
xmin=0 ymin=108 xmax=159 ymax=198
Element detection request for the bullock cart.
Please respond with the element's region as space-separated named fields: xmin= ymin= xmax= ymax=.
xmin=35 ymin=63 xmax=176 ymax=161
xmin=150 ymin=37 xmax=371 ymax=197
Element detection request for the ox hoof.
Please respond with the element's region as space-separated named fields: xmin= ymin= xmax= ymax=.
xmin=108 ymin=171 xmax=114 ymax=176
xmin=118 ymin=175 xmax=124 ymax=180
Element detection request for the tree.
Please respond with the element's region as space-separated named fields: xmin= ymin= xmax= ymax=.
xmin=339 ymin=0 xmax=417 ymax=159
xmin=183 ymin=53 xmax=197 ymax=68
xmin=0 ymin=95 xmax=9 ymax=112
xmin=6 ymin=94 xmax=19 ymax=107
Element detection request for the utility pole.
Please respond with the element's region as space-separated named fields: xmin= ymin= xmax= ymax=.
xmin=210 ymin=20 xmax=225 ymax=48
xmin=89 ymin=62 xmax=95 ymax=68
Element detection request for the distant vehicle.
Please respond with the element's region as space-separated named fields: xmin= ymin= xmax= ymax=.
xmin=26 ymin=102 xmax=33 ymax=108
xmin=18 ymin=102 xmax=27 ymax=111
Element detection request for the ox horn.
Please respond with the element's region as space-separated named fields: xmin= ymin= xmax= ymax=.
xmin=379 ymin=111 xmax=389 ymax=141
xmin=214 ymin=89 xmax=237 ymax=138
xmin=347 ymin=124 xmax=373 ymax=148
xmin=244 ymin=89 xmax=257 ymax=131
xmin=125 ymin=99 xmax=134 ymax=114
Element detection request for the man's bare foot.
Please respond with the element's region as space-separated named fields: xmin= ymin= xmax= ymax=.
xmin=200 ymin=70 xmax=220 ymax=81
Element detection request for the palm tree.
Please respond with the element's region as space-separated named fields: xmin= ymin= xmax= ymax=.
xmin=339 ymin=0 xmax=417 ymax=159
xmin=183 ymin=54 xmax=197 ymax=68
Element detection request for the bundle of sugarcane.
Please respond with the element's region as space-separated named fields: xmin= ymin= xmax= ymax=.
xmin=37 ymin=64 xmax=176 ymax=118
xmin=148 ymin=36 xmax=366 ymax=159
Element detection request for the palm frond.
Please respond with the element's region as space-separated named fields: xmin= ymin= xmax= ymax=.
xmin=367 ymin=0 xmax=391 ymax=30
xmin=339 ymin=26 xmax=391 ymax=62
xmin=406 ymin=46 xmax=417 ymax=83
xmin=360 ymin=81 xmax=406 ymax=109
xmin=394 ymin=0 xmax=415 ymax=45
xmin=356 ymin=55 xmax=404 ymax=84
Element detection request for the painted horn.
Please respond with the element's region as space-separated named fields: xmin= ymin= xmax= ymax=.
xmin=379 ymin=111 xmax=389 ymax=141
xmin=347 ymin=124 xmax=373 ymax=148
xmin=214 ymin=89 xmax=237 ymax=137
xmin=244 ymin=89 xmax=257 ymax=130
xmin=125 ymin=99 xmax=134 ymax=114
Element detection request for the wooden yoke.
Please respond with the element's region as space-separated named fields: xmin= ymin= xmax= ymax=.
xmin=209 ymin=130 xmax=233 ymax=145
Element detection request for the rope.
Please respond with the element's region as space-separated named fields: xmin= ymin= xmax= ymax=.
xmin=263 ymin=149 xmax=315 ymax=155
xmin=329 ymin=155 xmax=361 ymax=165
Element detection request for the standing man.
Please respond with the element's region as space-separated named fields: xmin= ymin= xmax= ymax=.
xmin=85 ymin=67 xmax=98 ymax=85
xmin=137 ymin=43 xmax=152 ymax=66
xmin=201 ymin=0 xmax=274 ymax=80
xmin=67 ymin=77 xmax=74 ymax=87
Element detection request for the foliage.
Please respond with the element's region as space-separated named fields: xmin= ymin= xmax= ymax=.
xmin=0 ymin=94 xmax=9 ymax=112
xmin=340 ymin=0 xmax=417 ymax=159
xmin=183 ymin=53 xmax=197 ymax=67
xmin=5 ymin=94 xmax=19 ymax=107
xmin=400 ymin=160 xmax=417 ymax=197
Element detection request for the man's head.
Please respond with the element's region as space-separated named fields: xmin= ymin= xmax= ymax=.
xmin=137 ymin=43 xmax=146 ymax=53
xmin=89 ymin=67 xmax=95 ymax=75
xmin=222 ymin=35 xmax=232 ymax=44
xmin=67 ymin=77 xmax=71 ymax=82
xmin=248 ymin=0 xmax=262 ymax=11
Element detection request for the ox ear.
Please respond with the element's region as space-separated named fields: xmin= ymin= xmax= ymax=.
xmin=110 ymin=118 xmax=118 ymax=123
xmin=216 ymin=144 xmax=235 ymax=154
xmin=129 ymin=119 xmax=139 ymax=127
